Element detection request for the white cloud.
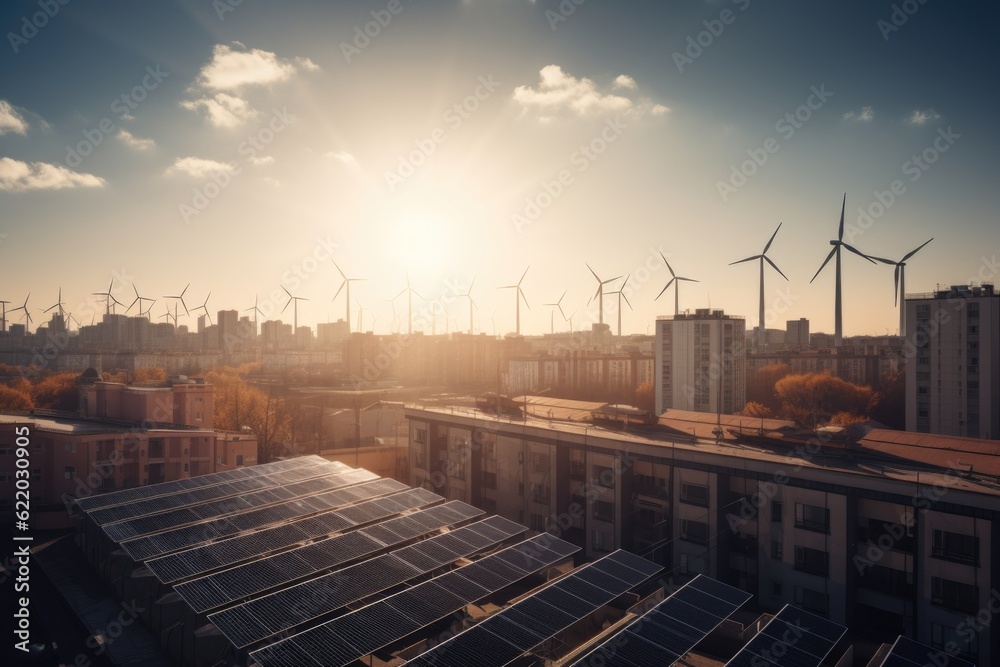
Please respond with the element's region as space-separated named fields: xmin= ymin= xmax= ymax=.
xmin=0 ymin=100 xmax=28 ymax=135
xmin=513 ymin=65 xmax=635 ymax=116
xmin=118 ymin=128 xmax=155 ymax=150
xmin=182 ymin=43 xmax=318 ymax=127
xmin=181 ymin=93 xmax=259 ymax=128
xmin=907 ymin=108 xmax=941 ymax=126
xmin=843 ymin=106 xmax=874 ymax=122
xmin=327 ymin=150 xmax=359 ymax=168
xmin=0 ymin=157 xmax=105 ymax=192
xmin=651 ymin=104 xmax=670 ymax=116
xmin=613 ymin=74 xmax=637 ymax=90
xmin=248 ymin=155 xmax=274 ymax=166
xmin=165 ymin=156 xmax=237 ymax=178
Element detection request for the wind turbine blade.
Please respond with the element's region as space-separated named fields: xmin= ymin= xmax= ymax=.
xmin=602 ymin=275 xmax=622 ymax=285
xmin=842 ymin=243 xmax=877 ymax=264
xmin=894 ymin=265 xmax=901 ymax=307
xmin=660 ymin=253 xmax=675 ymax=278
xmin=764 ymin=256 xmax=789 ymax=281
xmin=592 ymin=284 xmax=602 ymax=301
xmin=332 ymin=260 xmax=346 ymax=280
xmin=729 ymin=255 xmax=760 ymax=266
xmin=180 ymin=284 xmax=189 ymax=297
xmin=518 ymin=266 xmax=529 ymax=285
xmin=281 ymin=285 xmax=292 ymax=298
xmin=902 ymin=237 xmax=933 ymax=262
xmin=558 ymin=290 xmax=566 ymax=304
xmin=281 ymin=299 xmax=291 ymax=314
xmin=520 ymin=289 xmax=530 ymax=309
xmin=837 ymin=193 xmax=846 ymax=241
xmin=622 ymin=293 xmax=633 ymax=310
xmin=811 ymin=247 xmax=838 ymax=283
xmin=333 ymin=282 xmax=345 ymax=300
xmin=586 ymin=263 xmax=600 ymax=282
xmin=868 ymin=256 xmax=897 ymax=265
xmin=678 ymin=277 xmax=699 ymax=283
xmin=763 ymin=222 xmax=782 ymax=253
xmin=620 ymin=275 xmax=630 ymax=291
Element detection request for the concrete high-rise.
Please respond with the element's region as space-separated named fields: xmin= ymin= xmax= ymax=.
xmin=655 ymin=308 xmax=746 ymax=416
xmin=905 ymin=283 xmax=999 ymax=438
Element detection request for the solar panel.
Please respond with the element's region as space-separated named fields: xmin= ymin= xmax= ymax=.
xmin=572 ymin=575 xmax=751 ymax=666
xmin=74 ymin=455 xmax=331 ymax=512
xmin=402 ymin=550 xmax=660 ymax=667
xmin=175 ymin=501 xmax=485 ymax=613
xmin=249 ymin=534 xmax=580 ymax=667
xmin=878 ymin=636 xmax=975 ymax=667
xmin=725 ymin=604 xmax=846 ymax=667
xmin=103 ymin=468 xmax=379 ymax=542
xmin=135 ymin=479 xmax=412 ymax=572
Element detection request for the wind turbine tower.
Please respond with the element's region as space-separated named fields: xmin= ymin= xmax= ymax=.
xmin=730 ymin=223 xmax=788 ymax=353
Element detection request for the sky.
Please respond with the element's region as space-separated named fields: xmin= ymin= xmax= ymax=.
xmin=1 ymin=0 xmax=997 ymax=337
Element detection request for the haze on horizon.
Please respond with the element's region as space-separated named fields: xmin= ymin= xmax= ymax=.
xmin=1 ymin=0 xmax=997 ymax=338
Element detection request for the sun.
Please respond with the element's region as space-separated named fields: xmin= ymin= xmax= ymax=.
xmin=389 ymin=213 xmax=457 ymax=277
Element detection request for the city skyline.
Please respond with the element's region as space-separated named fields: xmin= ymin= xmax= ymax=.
xmin=1 ymin=1 xmax=998 ymax=337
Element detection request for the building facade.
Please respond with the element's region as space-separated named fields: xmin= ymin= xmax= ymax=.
xmin=655 ymin=309 xmax=746 ymax=416
xmin=406 ymin=406 xmax=1000 ymax=664
xmin=905 ymin=283 xmax=999 ymax=439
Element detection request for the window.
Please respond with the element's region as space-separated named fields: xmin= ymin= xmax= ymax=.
xmin=794 ymin=546 xmax=830 ymax=577
xmin=236 ymin=454 xmax=244 ymax=466
xmin=0 ymin=473 xmax=11 ymax=482
xmin=32 ymin=469 xmax=41 ymax=482
xmin=681 ymin=519 xmax=709 ymax=545
xmin=771 ymin=501 xmax=783 ymax=523
xmin=679 ymin=553 xmax=689 ymax=575
xmin=531 ymin=452 xmax=550 ymax=473
xmin=0 ymin=447 xmax=10 ymax=455
xmin=531 ymin=483 xmax=550 ymax=504
xmin=64 ymin=466 xmax=76 ymax=480
xmin=795 ymin=503 xmax=830 ymax=533
xmin=593 ymin=500 xmax=614 ymax=522
xmin=795 ymin=586 xmax=829 ymax=617
xmin=859 ymin=518 xmax=913 ymax=553
xmin=183 ymin=463 xmax=189 ymax=472
xmin=931 ymin=577 xmax=979 ymax=615
xmin=64 ymin=443 xmax=77 ymax=454
xmin=530 ymin=513 xmax=546 ymax=532
xmin=771 ymin=581 xmax=782 ymax=596
xmin=932 ymin=530 xmax=979 ymax=566
xmin=413 ymin=428 xmax=427 ymax=445
xmin=593 ymin=465 xmax=615 ymax=488
xmin=771 ymin=540 xmax=783 ymax=560
xmin=680 ymin=482 xmax=710 ymax=507
xmin=932 ymin=623 xmax=978 ymax=661
xmin=482 ymin=471 xmax=497 ymax=490
xmin=859 ymin=564 xmax=912 ymax=597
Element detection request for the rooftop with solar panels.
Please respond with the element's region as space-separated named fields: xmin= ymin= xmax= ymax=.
xmin=64 ymin=455 xmax=932 ymax=667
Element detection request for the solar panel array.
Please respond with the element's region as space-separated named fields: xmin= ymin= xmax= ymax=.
xmin=102 ymin=468 xmax=379 ymax=542
xmin=175 ymin=500 xmax=485 ymax=613
xmin=725 ymin=605 xmax=846 ymax=667
xmin=878 ymin=636 xmax=975 ymax=667
xmin=572 ymin=574 xmax=751 ymax=667
xmin=74 ymin=455 xmax=328 ymax=512
xmin=132 ymin=478 xmax=416 ymax=567
xmin=88 ymin=460 xmax=346 ymax=525
xmin=249 ymin=534 xmax=581 ymax=667
xmin=404 ymin=549 xmax=662 ymax=667
xmin=143 ymin=484 xmax=436 ymax=582
xmin=210 ymin=516 xmax=527 ymax=648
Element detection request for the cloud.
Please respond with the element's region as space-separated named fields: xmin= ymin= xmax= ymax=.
xmin=182 ymin=43 xmax=318 ymax=127
xmin=843 ymin=106 xmax=874 ymax=122
xmin=0 ymin=158 xmax=106 ymax=192
xmin=613 ymin=74 xmax=637 ymax=90
xmin=181 ymin=92 xmax=259 ymax=128
xmin=0 ymin=100 xmax=28 ymax=135
xmin=118 ymin=128 xmax=155 ymax=150
xmin=907 ymin=108 xmax=941 ymax=126
xmin=513 ymin=65 xmax=635 ymax=116
xmin=651 ymin=104 xmax=670 ymax=116
xmin=165 ymin=156 xmax=237 ymax=178
xmin=327 ymin=150 xmax=359 ymax=168
xmin=248 ymin=155 xmax=274 ymax=166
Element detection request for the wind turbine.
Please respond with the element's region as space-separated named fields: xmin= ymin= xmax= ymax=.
xmin=194 ymin=292 xmax=213 ymax=326
xmin=10 ymin=294 xmax=32 ymax=332
xmin=586 ymin=264 xmax=621 ymax=326
xmin=394 ymin=272 xmax=424 ymax=335
xmin=44 ymin=287 xmax=66 ymax=318
xmin=67 ymin=312 xmax=82 ymax=331
xmin=567 ymin=309 xmax=578 ymax=333
xmin=93 ymin=278 xmax=123 ymax=315
xmin=655 ymin=253 xmax=699 ymax=316
xmin=870 ymin=238 xmax=933 ymax=337
xmin=544 ymin=291 xmax=567 ymax=335
xmin=280 ymin=286 xmax=307 ymax=332
xmin=730 ymin=223 xmax=788 ymax=353
xmin=461 ymin=277 xmax=478 ymax=335
xmin=126 ymin=284 xmax=155 ymax=317
xmin=384 ymin=298 xmax=401 ymax=334
xmin=488 ymin=310 xmax=497 ymax=336
xmin=244 ymin=294 xmax=264 ymax=337
xmin=607 ymin=277 xmax=633 ymax=337
xmin=164 ymin=283 xmax=191 ymax=317
xmin=333 ymin=260 xmax=366 ymax=334
xmin=810 ymin=194 xmax=877 ymax=347
xmin=0 ymin=300 xmax=9 ymax=332
xmin=499 ymin=266 xmax=530 ymax=335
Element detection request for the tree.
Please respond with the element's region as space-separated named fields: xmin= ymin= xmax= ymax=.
xmin=746 ymin=363 xmax=790 ymax=412
xmin=0 ymin=385 xmax=34 ymax=411
xmin=774 ymin=372 xmax=880 ymax=428
xmin=633 ymin=382 xmax=655 ymax=414
xmin=871 ymin=369 xmax=904 ymax=429
xmin=31 ymin=373 xmax=79 ymax=411
xmin=740 ymin=401 xmax=775 ymax=419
